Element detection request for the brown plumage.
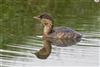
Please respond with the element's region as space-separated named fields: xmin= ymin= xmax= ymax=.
xmin=33 ymin=13 xmax=82 ymax=39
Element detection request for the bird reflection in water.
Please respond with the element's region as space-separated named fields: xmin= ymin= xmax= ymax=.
xmin=34 ymin=38 xmax=81 ymax=59
xmin=34 ymin=38 xmax=52 ymax=59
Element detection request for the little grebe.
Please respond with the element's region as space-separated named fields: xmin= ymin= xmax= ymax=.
xmin=34 ymin=14 xmax=82 ymax=39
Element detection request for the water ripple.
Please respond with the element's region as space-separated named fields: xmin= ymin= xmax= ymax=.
xmin=1 ymin=33 xmax=100 ymax=66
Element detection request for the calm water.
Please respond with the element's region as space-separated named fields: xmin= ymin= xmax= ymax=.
xmin=0 ymin=0 xmax=100 ymax=66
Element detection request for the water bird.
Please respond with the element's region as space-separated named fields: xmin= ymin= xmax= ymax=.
xmin=33 ymin=13 xmax=82 ymax=39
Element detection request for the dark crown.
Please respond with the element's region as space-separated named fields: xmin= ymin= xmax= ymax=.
xmin=39 ymin=13 xmax=53 ymax=21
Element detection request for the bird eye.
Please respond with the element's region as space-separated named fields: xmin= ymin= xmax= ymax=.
xmin=44 ymin=23 xmax=48 ymax=25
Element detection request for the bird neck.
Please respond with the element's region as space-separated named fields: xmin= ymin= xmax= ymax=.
xmin=41 ymin=19 xmax=53 ymax=36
